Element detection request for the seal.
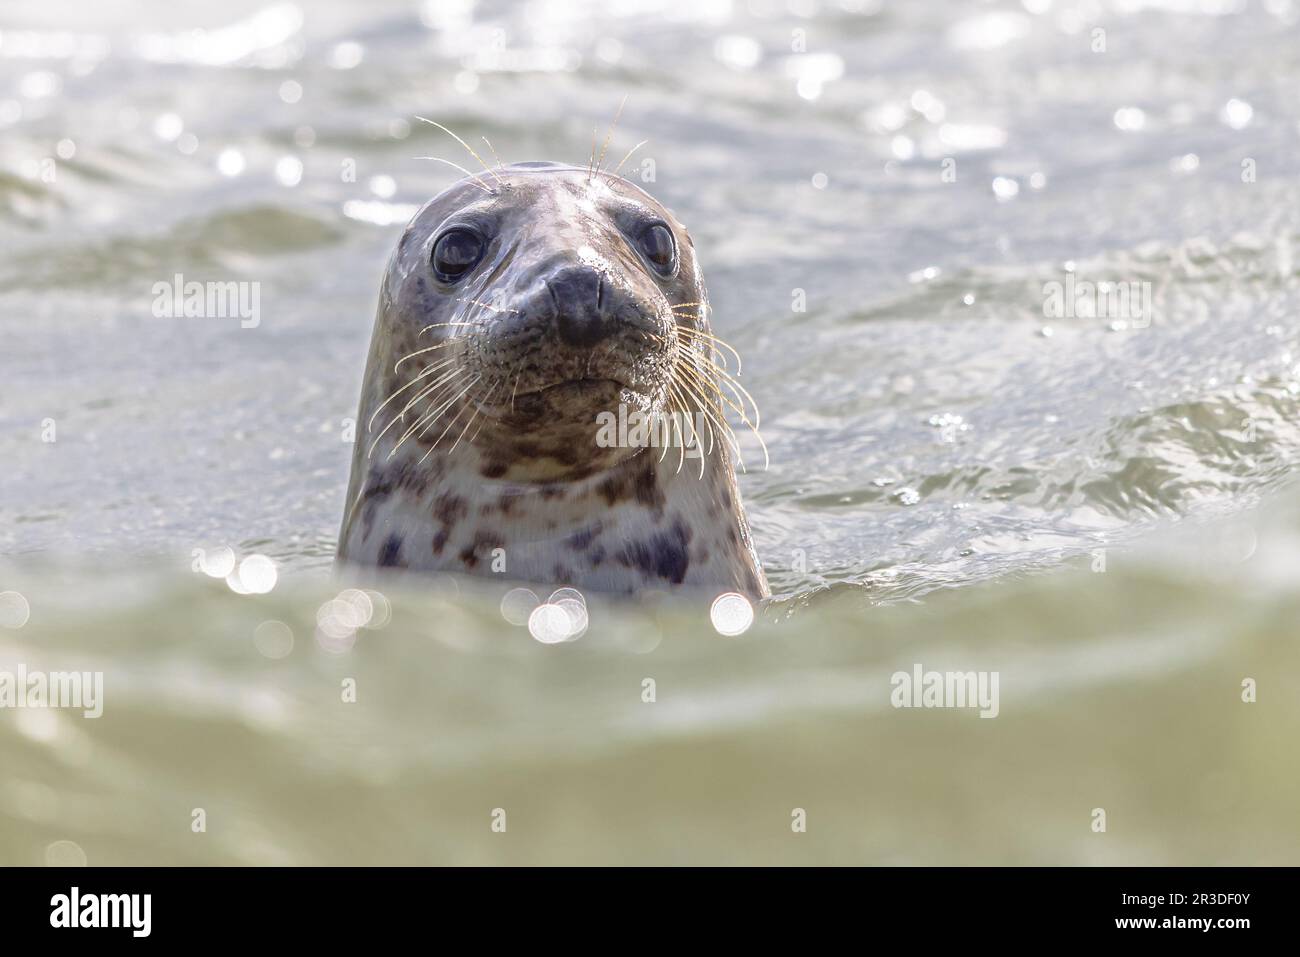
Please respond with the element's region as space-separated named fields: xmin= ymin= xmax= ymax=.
xmin=337 ymin=159 xmax=767 ymax=599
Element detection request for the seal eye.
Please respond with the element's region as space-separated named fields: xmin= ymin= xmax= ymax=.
xmin=432 ymin=229 xmax=485 ymax=283
xmin=637 ymin=223 xmax=677 ymax=277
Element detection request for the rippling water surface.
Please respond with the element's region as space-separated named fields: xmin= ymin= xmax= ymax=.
xmin=2 ymin=0 xmax=1300 ymax=864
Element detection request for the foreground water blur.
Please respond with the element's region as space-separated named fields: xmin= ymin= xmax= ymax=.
xmin=3 ymin=499 xmax=1299 ymax=865
xmin=2 ymin=0 xmax=1300 ymax=863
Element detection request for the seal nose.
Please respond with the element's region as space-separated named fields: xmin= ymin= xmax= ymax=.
xmin=547 ymin=265 xmax=612 ymax=349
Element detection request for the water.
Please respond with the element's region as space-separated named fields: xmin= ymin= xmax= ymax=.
xmin=2 ymin=0 xmax=1299 ymax=864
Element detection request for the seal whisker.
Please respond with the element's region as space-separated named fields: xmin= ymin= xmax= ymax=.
xmin=393 ymin=341 xmax=460 ymax=369
xmin=367 ymin=353 xmax=463 ymax=432
xmin=678 ymin=378 xmax=724 ymax=479
xmin=467 ymin=376 xmax=508 ymax=446
xmin=417 ymin=320 xmax=479 ymax=338
xmin=459 ymin=408 xmax=487 ymax=450
xmin=611 ymin=139 xmax=649 ymax=180
xmin=676 ymin=334 xmax=737 ymax=376
xmin=682 ymin=345 xmax=764 ymax=432
xmin=454 ymin=298 xmax=519 ymax=315
xmin=670 ymin=365 xmax=719 ymax=458
xmin=674 ymin=345 xmax=765 ymax=470
xmin=671 ymin=398 xmax=689 ymax=474
xmin=673 ymin=389 xmax=689 ymax=476
xmin=414 ymin=117 xmax=505 ymax=188
xmin=367 ymin=366 xmax=467 ymax=459
xmin=593 ymin=94 xmax=628 ymax=180
xmin=389 ymin=373 xmax=474 ymax=461
xmin=413 ymin=155 xmax=494 ymax=193
xmin=448 ymin=404 xmax=481 ymax=454
xmin=664 ymin=380 xmax=687 ymax=473
xmin=694 ymin=366 xmax=765 ymax=465
xmin=393 ymin=364 xmax=467 ymax=421
xmin=480 ymin=135 xmax=506 ymax=172
xmin=683 ymin=383 xmax=718 ymax=465
xmin=674 ymin=338 xmax=734 ymax=401
xmin=384 ymin=302 xmax=499 ymax=456
xmin=713 ymin=370 xmax=765 ymax=440
xmin=509 ymin=367 xmax=523 ymax=412
xmin=694 ymin=393 xmax=718 ymax=459
xmin=370 ymin=368 xmax=464 ymax=446
xmin=672 ymin=356 xmax=744 ymax=465
xmin=666 ymin=379 xmax=705 ymax=478
xmin=395 ymin=336 xmax=473 ymax=369
xmin=449 ymin=375 xmax=503 ymax=453
xmin=677 ymin=364 xmax=734 ymax=440
xmin=415 ymin=376 xmax=483 ymax=464
xmin=675 ymin=325 xmax=744 ymax=375
xmin=681 ymin=384 xmax=713 ymax=479
xmin=389 ymin=384 xmax=463 ymax=461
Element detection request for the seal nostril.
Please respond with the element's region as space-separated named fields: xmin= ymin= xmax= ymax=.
xmin=549 ymin=265 xmax=611 ymax=349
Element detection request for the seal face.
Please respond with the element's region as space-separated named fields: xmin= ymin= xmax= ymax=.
xmin=338 ymin=163 xmax=768 ymax=598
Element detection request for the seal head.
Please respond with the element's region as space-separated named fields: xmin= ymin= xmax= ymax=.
xmin=339 ymin=162 xmax=767 ymax=598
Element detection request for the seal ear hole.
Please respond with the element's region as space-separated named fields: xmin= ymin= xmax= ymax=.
xmin=636 ymin=223 xmax=678 ymax=278
xmin=431 ymin=228 xmax=486 ymax=283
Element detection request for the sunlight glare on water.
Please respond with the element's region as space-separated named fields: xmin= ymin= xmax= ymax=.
xmin=1 ymin=0 xmax=1299 ymax=865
